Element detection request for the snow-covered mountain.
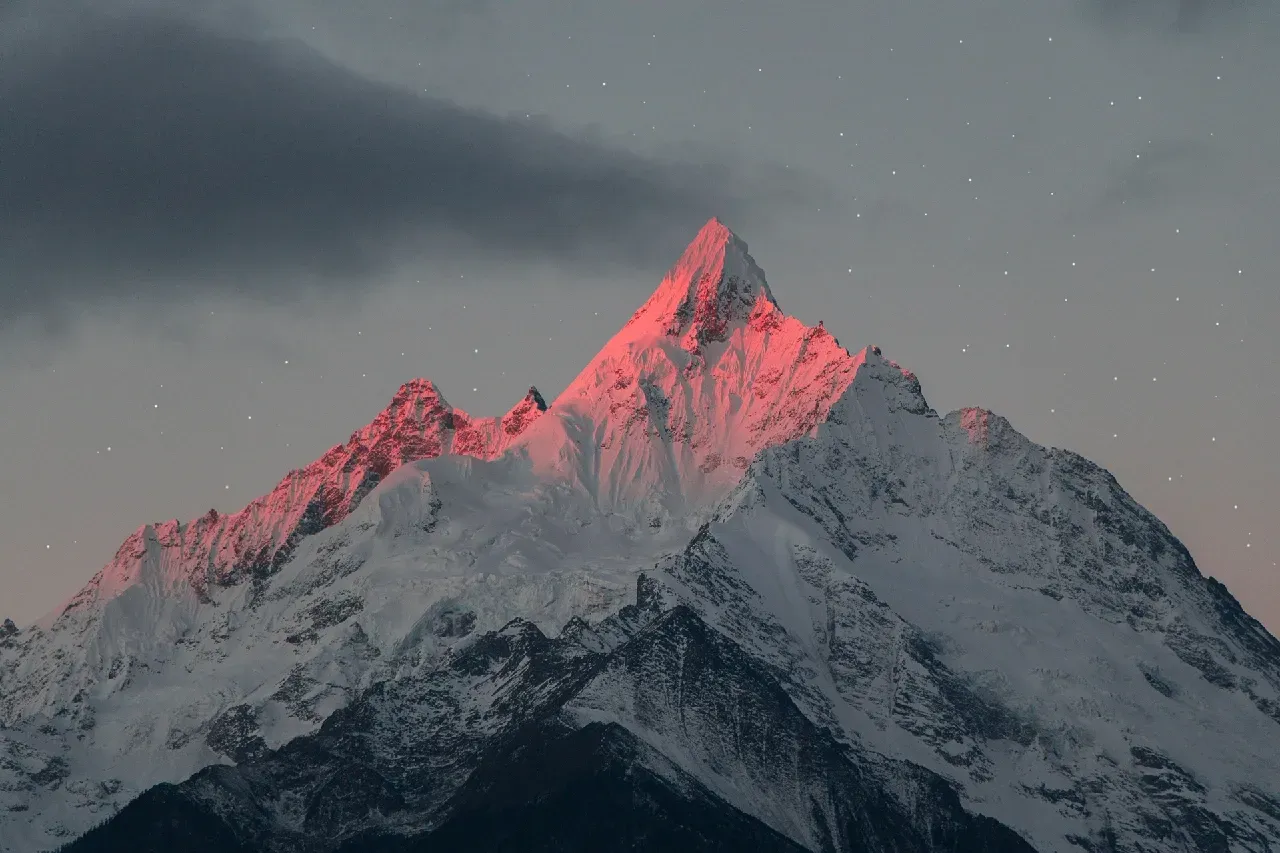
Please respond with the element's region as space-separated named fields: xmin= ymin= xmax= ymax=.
xmin=4 ymin=219 xmax=1279 ymax=852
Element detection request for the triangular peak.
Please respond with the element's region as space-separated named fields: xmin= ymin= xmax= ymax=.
xmin=623 ymin=217 xmax=776 ymax=347
xmin=356 ymin=378 xmax=455 ymax=448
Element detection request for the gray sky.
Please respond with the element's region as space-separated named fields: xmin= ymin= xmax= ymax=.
xmin=2 ymin=0 xmax=1278 ymax=632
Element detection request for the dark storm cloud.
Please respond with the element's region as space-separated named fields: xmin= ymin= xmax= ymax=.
xmin=0 ymin=8 xmax=810 ymax=326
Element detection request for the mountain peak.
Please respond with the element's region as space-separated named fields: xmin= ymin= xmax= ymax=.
xmin=394 ymin=376 xmax=443 ymax=396
xmin=355 ymin=378 xmax=455 ymax=458
xmin=524 ymin=386 xmax=548 ymax=411
xmin=14 ymin=218 xmax=1280 ymax=853
xmin=625 ymin=217 xmax=776 ymax=348
xmin=526 ymin=219 xmax=863 ymax=512
xmin=60 ymin=377 xmax=548 ymax=610
xmin=500 ymin=386 xmax=548 ymax=436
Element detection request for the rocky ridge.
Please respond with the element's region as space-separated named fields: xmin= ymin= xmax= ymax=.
xmin=2 ymin=218 xmax=1278 ymax=852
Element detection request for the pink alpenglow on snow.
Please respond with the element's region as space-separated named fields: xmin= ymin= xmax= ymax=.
xmin=959 ymin=407 xmax=993 ymax=448
xmin=53 ymin=217 xmax=898 ymax=620
xmin=8 ymin=218 xmax=1280 ymax=853
xmin=63 ymin=378 xmax=547 ymax=616
xmin=54 ymin=218 xmax=914 ymax=624
xmin=514 ymin=217 xmax=877 ymax=511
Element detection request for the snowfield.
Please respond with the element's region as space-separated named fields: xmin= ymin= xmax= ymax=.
xmin=3 ymin=219 xmax=1277 ymax=852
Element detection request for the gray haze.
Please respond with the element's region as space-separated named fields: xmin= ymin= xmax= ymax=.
xmin=2 ymin=0 xmax=1278 ymax=632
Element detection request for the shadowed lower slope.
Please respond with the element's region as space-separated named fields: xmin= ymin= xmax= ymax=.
xmin=60 ymin=593 xmax=1036 ymax=853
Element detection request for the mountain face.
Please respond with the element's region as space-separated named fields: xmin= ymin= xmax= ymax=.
xmin=65 ymin=379 xmax=547 ymax=607
xmin=4 ymin=219 xmax=1279 ymax=852
xmin=514 ymin=219 xmax=862 ymax=514
xmin=61 ymin=586 xmax=1033 ymax=853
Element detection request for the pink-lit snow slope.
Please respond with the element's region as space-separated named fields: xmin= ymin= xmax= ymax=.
xmin=514 ymin=217 xmax=893 ymax=512
xmin=55 ymin=217 xmax=911 ymax=617
xmin=59 ymin=382 xmax=547 ymax=617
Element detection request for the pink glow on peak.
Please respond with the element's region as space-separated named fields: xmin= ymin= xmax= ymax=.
xmin=56 ymin=218 xmax=902 ymax=618
xmin=65 ymin=380 xmax=546 ymax=615
xmin=623 ymin=217 xmax=775 ymax=351
xmin=958 ymin=407 xmax=993 ymax=448
xmin=515 ymin=219 xmax=867 ymax=511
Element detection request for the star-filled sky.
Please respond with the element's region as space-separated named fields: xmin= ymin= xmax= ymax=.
xmin=2 ymin=0 xmax=1277 ymax=630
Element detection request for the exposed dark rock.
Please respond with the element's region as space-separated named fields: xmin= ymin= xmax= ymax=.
xmin=62 ymin=597 xmax=1034 ymax=853
xmin=205 ymin=705 xmax=267 ymax=764
xmin=429 ymin=609 xmax=476 ymax=639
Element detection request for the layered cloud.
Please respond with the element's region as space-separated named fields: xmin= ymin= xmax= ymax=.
xmin=0 ymin=4 xmax=810 ymax=326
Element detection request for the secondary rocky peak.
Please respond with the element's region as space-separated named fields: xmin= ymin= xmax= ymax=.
xmin=853 ymin=344 xmax=912 ymax=378
xmin=62 ymin=376 xmax=548 ymax=613
xmin=0 ymin=618 xmax=17 ymax=639
xmin=524 ymin=386 xmax=548 ymax=411
xmin=500 ymin=386 xmax=548 ymax=436
xmin=392 ymin=376 xmax=443 ymax=398
xmin=364 ymin=378 xmax=451 ymax=435
xmin=842 ymin=344 xmax=930 ymax=418
xmin=626 ymin=217 xmax=776 ymax=348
